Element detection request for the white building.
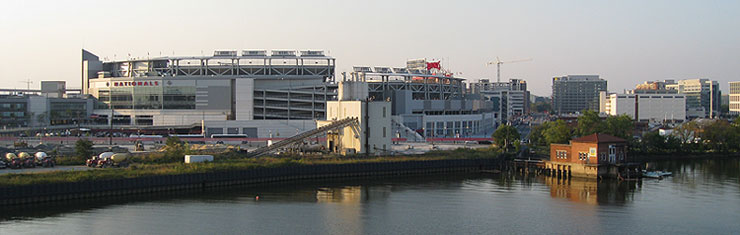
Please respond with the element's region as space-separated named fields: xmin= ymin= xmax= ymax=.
xmin=730 ymin=81 xmax=740 ymax=116
xmin=599 ymin=91 xmax=686 ymax=122
xmin=473 ymin=79 xmax=530 ymax=124
xmin=321 ymin=81 xmax=392 ymax=155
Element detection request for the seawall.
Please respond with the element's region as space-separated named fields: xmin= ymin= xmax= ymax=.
xmin=0 ymin=158 xmax=498 ymax=206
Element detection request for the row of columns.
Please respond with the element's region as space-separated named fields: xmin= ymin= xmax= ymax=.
xmin=546 ymin=164 xmax=572 ymax=178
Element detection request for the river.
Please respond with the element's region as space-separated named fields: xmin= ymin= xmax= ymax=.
xmin=1 ymin=157 xmax=738 ymax=234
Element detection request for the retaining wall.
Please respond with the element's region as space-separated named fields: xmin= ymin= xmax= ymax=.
xmin=0 ymin=158 xmax=498 ymax=205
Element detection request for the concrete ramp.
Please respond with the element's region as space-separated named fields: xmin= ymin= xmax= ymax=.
xmin=248 ymin=117 xmax=359 ymax=157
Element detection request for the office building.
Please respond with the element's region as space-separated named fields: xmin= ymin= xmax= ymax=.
xmin=665 ymin=79 xmax=720 ymax=118
xmin=552 ymin=75 xmax=607 ymax=114
xmin=472 ymin=78 xmax=530 ymax=123
xmin=599 ymin=90 xmax=686 ymax=122
xmin=0 ymin=94 xmax=96 ymax=129
xmin=730 ymin=81 xmax=740 ymax=116
xmin=634 ymin=80 xmax=675 ymax=91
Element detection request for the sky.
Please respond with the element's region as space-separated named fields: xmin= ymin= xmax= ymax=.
xmin=0 ymin=0 xmax=738 ymax=96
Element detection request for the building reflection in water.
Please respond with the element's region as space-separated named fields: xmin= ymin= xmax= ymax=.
xmin=545 ymin=177 xmax=637 ymax=205
xmin=314 ymin=186 xmax=392 ymax=203
xmin=316 ymin=186 xmax=364 ymax=203
xmin=314 ymin=185 xmax=391 ymax=235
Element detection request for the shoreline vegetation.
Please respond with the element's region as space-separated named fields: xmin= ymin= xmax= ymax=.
xmin=6 ymin=112 xmax=740 ymax=189
xmin=527 ymin=110 xmax=740 ymax=159
xmin=0 ymin=148 xmax=502 ymax=187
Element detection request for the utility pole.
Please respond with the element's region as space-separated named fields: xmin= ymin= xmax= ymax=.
xmin=20 ymin=78 xmax=33 ymax=91
xmin=109 ymin=94 xmax=114 ymax=146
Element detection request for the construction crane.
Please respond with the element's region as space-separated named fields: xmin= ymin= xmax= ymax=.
xmin=486 ymin=57 xmax=532 ymax=83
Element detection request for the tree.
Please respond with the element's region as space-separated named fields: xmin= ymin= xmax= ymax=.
xmin=163 ymin=136 xmax=190 ymax=162
xmin=641 ymin=131 xmax=665 ymax=153
xmin=576 ymin=110 xmax=603 ymax=136
xmin=543 ymin=120 xmax=572 ymax=145
xmin=75 ymin=139 xmax=94 ymax=158
xmin=603 ymin=114 xmax=633 ymax=140
xmin=528 ymin=122 xmax=549 ymax=146
xmin=492 ymin=124 xmax=520 ymax=150
xmin=531 ymin=102 xmax=552 ymax=113
xmin=673 ymin=121 xmax=699 ymax=144
xmin=701 ymin=120 xmax=737 ymax=153
xmin=664 ymin=135 xmax=683 ymax=153
xmin=165 ymin=136 xmax=184 ymax=148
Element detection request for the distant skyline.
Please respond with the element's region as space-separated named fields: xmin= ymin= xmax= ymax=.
xmin=1 ymin=0 xmax=738 ymax=96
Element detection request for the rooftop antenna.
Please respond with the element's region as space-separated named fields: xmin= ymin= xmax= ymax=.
xmin=20 ymin=78 xmax=33 ymax=90
xmin=486 ymin=57 xmax=532 ymax=82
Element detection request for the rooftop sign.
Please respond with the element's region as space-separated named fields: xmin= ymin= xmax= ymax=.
xmin=110 ymin=81 xmax=160 ymax=87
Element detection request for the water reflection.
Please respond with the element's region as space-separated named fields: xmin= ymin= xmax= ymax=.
xmin=546 ymin=178 xmax=599 ymax=205
xmin=647 ymin=157 xmax=740 ymax=180
xmin=315 ymin=186 xmax=392 ymax=203
xmin=0 ymin=175 xmax=457 ymax=222
xmin=0 ymin=157 xmax=737 ymax=230
xmin=544 ymin=177 xmax=637 ymax=205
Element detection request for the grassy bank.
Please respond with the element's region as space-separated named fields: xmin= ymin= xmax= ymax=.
xmin=0 ymin=148 xmax=499 ymax=187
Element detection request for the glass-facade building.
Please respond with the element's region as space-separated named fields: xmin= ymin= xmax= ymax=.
xmin=0 ymin=95 xmax=95 ymax=128
xmin=97 ymin=85 xmax=196 ymax=110
xmin=0 ymin=96 xmax=29 ymax=128
xmin=552 ymin=75 xmax=607 ymax=114
xmin=665 ymin=79 xmax=720 ymax=118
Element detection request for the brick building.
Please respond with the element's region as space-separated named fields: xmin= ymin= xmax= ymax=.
xmin=547 ymin=133 xmax=629 ymax=178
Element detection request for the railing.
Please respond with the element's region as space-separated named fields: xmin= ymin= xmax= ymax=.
xmin=248 ymin=117 xmax=359 ymax=157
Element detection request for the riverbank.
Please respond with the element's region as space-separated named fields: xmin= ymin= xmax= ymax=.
xmin=2 ymin=157 xmax=738 ymax=234
xmin=0 ymin=149 xmax=502 ymax=205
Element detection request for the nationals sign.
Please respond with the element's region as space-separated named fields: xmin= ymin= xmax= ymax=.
xmin=112 ymin=81 xmax=160 ymax=87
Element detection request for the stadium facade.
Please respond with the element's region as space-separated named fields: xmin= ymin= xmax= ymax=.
xmin=82 ymin=49 xmax=337 ymax=127
xmin=81 ymin=50 xmax=498 ymax=138
xmin=352 ymin=61 xmax=496 ymax=138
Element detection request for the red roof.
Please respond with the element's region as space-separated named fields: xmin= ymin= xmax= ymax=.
xmin=571 ymin=133 xmax=626 ymax=143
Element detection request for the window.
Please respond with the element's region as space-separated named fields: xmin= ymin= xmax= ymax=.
xmin=578 ymin=152 xmax=588 ymax=161
xmin=556 ymin=150 xmax=568 ymax=159
xmin=383 ymin=127 xmax=386 ymax=138
xmin=382 ymin=107 xmax=386 ymax=118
